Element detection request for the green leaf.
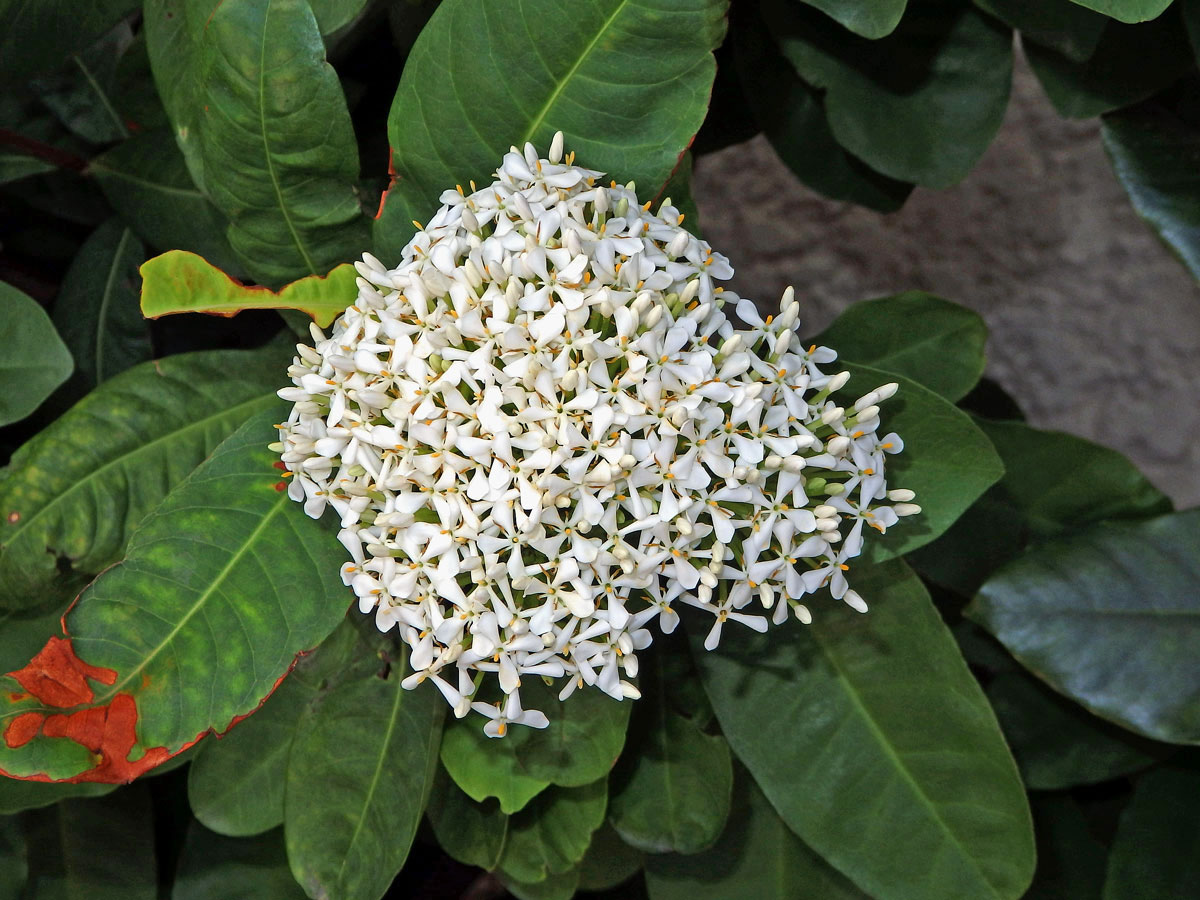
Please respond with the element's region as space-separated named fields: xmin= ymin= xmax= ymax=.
xmin=1103 ymin=760 xmax=1200 ymax=898
xmin=0 ymin=281 xmax=73 ymax=428
xmin=1025 ymin=12 xmax=1192 ymax=119
xmin=608 ymin=650 xmax=732 ymax=854
xmin=734 ymin=8 xmax=912 ymax=213
xmin=1024 ymin=794 xmax=1109 ymax=900
xmin=426 ymin=767 xmax=510 ymax=871
xmin=765 ymin=0 xmax=1013 ymax=188
xmin=502 ymin=869 xmax=581 ymax=900
xmin=1067 ymin=0 xmax=1173 ymax=23
xmin=174 ymin=825 xmax=307 ymax=900
xmin=496 ymin=779 xmax=608 ymax=885
xmin=813 ymin=292 xmax=987 ymax=402
xmin=798 ymin=0 xmax=908 ymax=38
xmin=988 ymin=670 xmax=1170 ymax=790
xmin=0 ymin=814 xmax=26 ymax=900
xmin=440 ymin=717 xmax=552 ymax=815
xmin=835 ymin=363 xmax=1005 ymax=562
xmin=645 ymin=770 xmax=869 ymax=900
xmin=0 ymin=0 xmax=136 ymax=86
xmin=284 ymin=672 xmax=444 ymax=900
xmin=140 ymin=251 xmax=356 ymax=327
xmin=187 ymin=618 xmax=378 ymax=837
xmin=308 ymin=0 xmax=372 ymax=35
xmin=22 ymin=785 xmax=156 ymax=900
xmin=0 ymin=344 xmax=290 ymax=607
xmin=909 ymin=418 xmax=1171 ymax=595
xmin=375 ymin=0 xmax=728 ymax=260
xmin=52 ymin=220 xmax=151 ymax=392
xmin=1103 ymin=91 xmax=1200 ymax=284
xmin=692 ymin=560 xmax=1034 ymax=900
xmin=970 ymin=509 xmax=1200 ymax=744
xmin=576 ymin=822 xmax=643 ymax=892
xmin=0 ymin=409 xmax=352 ymax=782
xmin=89 ymin=131 xmax=243 ymax=275
xmin=975 ymin=0 xmax=1108 ymax=62
xmin=31 ymin=22 xmax=132 ymax=145
xmin=197 ymin=0 xmax=368 ymax=286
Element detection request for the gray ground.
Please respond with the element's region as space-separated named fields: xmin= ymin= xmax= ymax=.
xmin=693 ymin=56 xmax=1200 ymax=507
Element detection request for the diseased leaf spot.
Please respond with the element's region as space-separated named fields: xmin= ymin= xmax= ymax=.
xmin=4 ymin=712 xmax=44 ymax=749
xmin=6 ymin=512 xmax=18 ymax=523
xmin=8 ymin=636 xmax=117 ymax=708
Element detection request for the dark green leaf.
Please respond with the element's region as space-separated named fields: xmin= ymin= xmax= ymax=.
xmin=693 ymin=560 xmax=1034 ymax=900
xmin=0 ymin=0 xmax=136 ymax=86
xmin=766 ymin=0 xmax=1013 ymax=188
xmin=734 ymin=8 xmax=912 ymax=212
xmin=173 ymin=825 xmax=307 ymax=900
xmin=0 ymin=409 xmax=352 ymax=782
xmin=198 ymin=0 xmax=368 ymax=285
xmin=975 ymin=0 xmax=1107 ymax=61
xmin=644 ymin=771 xmax=869 ymax=900
xmin=426 ymin=767 xmax=510 ymax=871
xmin=139 ymin=251 xmax=357 ymax=327
xmin=502 ymin=868 xmax=580 ymax=900
xmin=988 ymin=670 xmax=1170 ymax=790
xmin=1103 ymin=760 xmax=1200 ymax=898
xmin=285 ymin=672 xmax=444 ymax=900
xmin=308 ymin=0 xmax=372 ymax=35
xmin=608 ymin=651 xmax=732 ymax=854
xmin=111 ymin=34 xmax=169 ymax=133
xmin=971 ymin=509 xmax=1200 ymax=744
xmin=1025 ymin=12 xmax=1192 ymax=119
xmin=89 ymin=131 xmax=243 ymax=274
xmin=0 ymin=814 xmax=26 ymax=900
xmin=31 ymin=23 xmax=133 ymax=144
xmin=440 ymin=717 xmax=552 ymax=815
xmin=496 ymin=779 xmax=608 ymax=884
xmin=0 ymin=281 xmax=72 ymax=428
xmin=1067 ymin=0 xmax=1173 ymax=23
xmin=576 ymin=822 xmax=643 ymax=892
xmin=814 ymin=292 xmax=987 ymax=401
xmin=375 ymin=0 xmax=728 ymax=260
xmin=0 ymin=345 xmax=290 ymax=607
xmin=798 ymin=0 xmax=908 ymax=38
xmin=22 ymin=785 xmax=156 ymax=900
xmin=1024 ymin=795 xmax=1108 ymax=900
xmin=52 ymin=220 xmax=151 ymax=391
xmin=1103 ymin=91 xmax=1200 ymax=283
xmin=835 ymin=363 xmax=1005 ymax=562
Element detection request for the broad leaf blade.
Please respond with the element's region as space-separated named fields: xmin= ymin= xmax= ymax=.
xmin=0 ymin=0 xmax=136 ymax=86
xmin=0 ymin=281 xmax=73 ymax=428
xmin=975 ymin=0 xmax=1107 ymax=62
xmin=174 ymin=825 xmax=307 ymax=900
xmin=440 ymin=718 xmax=551 ymax=815
xmin=198 ymin=0 xmax=368 ymax=286
xmin=426 ymin=767 xmax=510 ymax=871
xmin=970 ymin=509 xmax=1200 ymax=744
xmin=375 ymin=0 xmax=728 ymax=259
xmin=1067 ymin=0 xmax=1173 ymax=23
xmin=798 ymin=0 xmax=908 ymax=38
xmin=52 ymin=220 xmax=151 ymax=391
xmin=140 ymin=251 xmax=356 ymax=326
xmin=0 ymin=344 xmax=291 ymax=607
xmin=814 ymin=292 xmax=987 ymax=402
xmin=0 ymin=409 xmax=352 ymax=782
xmin=31 ymin=22 xmax=133 ymax=144
xmin=285 ymin=672 xmax=444 ymax=900
xmin=692 ymin=560 xmax=1034 ymax=900
xmin=496 ymin=779 xmax=608 ymax=885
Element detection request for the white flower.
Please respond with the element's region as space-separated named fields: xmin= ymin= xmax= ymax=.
xmin=276 ymin=134 xmax=916 ymax=735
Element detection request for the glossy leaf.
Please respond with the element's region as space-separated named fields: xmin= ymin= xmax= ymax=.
xmin=496 ymin=779 xmax=608 ymax=885
xmin=971 ymin=509 xmax=1200 ymax=744
xmin=766 ymin=0 xmax=1013 ymax=188
xmin=835 ymin=363 xmax=1005 ymax=562
xmin=89 ymin=131 xmax=243 ymax=275
xmin=1103 ymin=761 xmax=1200 ymax=898
xmin=608 ymin=651 xmax=732 ymax=854
xmin=909 ymin=419 xmax=1170 ymax=595
xmin=1067 ymin=0 xmax=1173 ymax=23
xmin=174 ymin=825 xmax=307 ymax=900
xmin=198 ymin=0 xmax=368 ymax=286
xmin=814 ymin=292 xmax=987 ymax=402
xmin=734 ymin=9 xmax=912 ymax=213
xmin=0 ymin=409 xmax=352 ymax=783
xmin=52 ymin=220 xmax=151 ymax=392
xmin=798 ymin=0 xmax=908 ymax=37
xmin=692 ymin=560 xmax=1034 ymax=900
xmin=1024 ymin=795 xmax=1109 ymax=900
xmin=1025 ymin=13 xmax=1192 ymax=119
xmin=426 ymin=767 xmax=510 ymax=871
xmin=0 ymin=344 xmax=291 ymax=607
xmin=140 ymin=251 xmax=356 ymax=327
xmin=375 ymin=0 xmax=728 ymax=260
xmin=0 ymin=281 xmax=73 ymax=429
xmin=645 ymin=773 xmax=869 ymax=900
xmin=1103 ymin=93 xmax=1200 ymax=283
xmin=440 ymin=717 xmax=552 ymax=815
xmin=975 ymin=0 xmax=1107 ymax=62
xmin=0 ymin=0 xmax=136 ymax=86
xmin=285 ymin=672 xmax=444 ymax=900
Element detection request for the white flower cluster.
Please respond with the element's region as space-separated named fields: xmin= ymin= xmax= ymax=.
xmin=276 ymin=134 xmax=918 ymax=736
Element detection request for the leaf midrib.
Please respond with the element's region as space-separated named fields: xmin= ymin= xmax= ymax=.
xmin=72 ymin=52 xmax=129 ymax=140
xmin=94 ymin=227 xmax=132 ymax=383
